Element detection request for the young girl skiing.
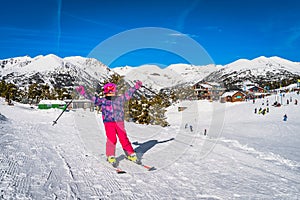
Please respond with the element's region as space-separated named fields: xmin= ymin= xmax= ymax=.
xmin=76 ymin=81 xmax=143 ymax=166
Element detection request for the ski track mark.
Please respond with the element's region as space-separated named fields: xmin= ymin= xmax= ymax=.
xmin=0 ymin=124 xmax=33 ymax=199
xmin=55 ymin=148 xmax=80 ymax=199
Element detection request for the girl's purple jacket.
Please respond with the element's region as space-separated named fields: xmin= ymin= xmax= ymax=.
xmin=94 ymin=87 xmax=137 ymax=123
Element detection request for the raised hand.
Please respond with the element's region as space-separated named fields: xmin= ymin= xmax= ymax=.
xmin=134 ymin=80 xmax=143 ymax=89
xmin=76 ymin=85 xmax=86 ymax=96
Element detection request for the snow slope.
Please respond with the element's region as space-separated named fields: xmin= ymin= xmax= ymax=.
xmin=0 ymin=92 xmax=300 ymax=199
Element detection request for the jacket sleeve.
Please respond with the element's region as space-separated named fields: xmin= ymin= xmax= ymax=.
xmin=94 ymin=97 xmax=103 ymax=106
xmin=121 ymin=86 xmax=137 ymax=101
xmin=79 ymin=91 xmax=94 ymax=102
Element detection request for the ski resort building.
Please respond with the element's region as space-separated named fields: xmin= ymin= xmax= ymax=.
xmin=38 ymin=99 xmax=94 ymax=111
xmin=193 ymin=82 xmax=225 ymax=101
xmin=220 ymin=91 xmax=246 ymax=103
xmin=246 ymin=86 xmax=266 ymax=93
xmin=244 ymin=85 xmax=270 ymax=99
xmin=64 ymin=99 xmax=94 ymax=111
xmin=38 ymin=100 xmax=66 ymax=109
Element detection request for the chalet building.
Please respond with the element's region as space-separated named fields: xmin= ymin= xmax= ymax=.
xmin=221 ymin=91 xmax=246 ymax=103
xmin=247 ymin=86 xmax=266 ymax=93
xmin=64 ymin=99 xmax=94 ymax=111
xmin=193 ymin=82 xmax=225 ymax=100
xmin=193 ymin=82 xmax=212 ymax=100
xmin=38 ymin=100 xmax=66 ymax=110
xmin=244 ymin=85 xmax=270 ymax=99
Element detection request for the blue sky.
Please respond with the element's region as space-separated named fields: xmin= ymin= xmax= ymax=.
xmin=1 ymin=0 xmax=300 ymax=68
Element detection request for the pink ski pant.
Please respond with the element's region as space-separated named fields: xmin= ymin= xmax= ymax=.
xmin=104 ymin=121 xmax=135 ymax=157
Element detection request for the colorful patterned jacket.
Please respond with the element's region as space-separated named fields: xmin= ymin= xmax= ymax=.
xmin=94 ymin=87 xmax=137 ymax=123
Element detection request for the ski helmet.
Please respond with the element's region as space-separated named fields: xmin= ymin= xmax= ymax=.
xmin=103 ymin=82 xmax=117 ymax=94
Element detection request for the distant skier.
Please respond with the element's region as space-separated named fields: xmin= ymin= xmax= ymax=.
xmin=283 ymin=114 xmax=288 ymax=121
xmin=295 ymin=99 xmax=298 ymax=105
xmin=254 ymin=108 xmax=257 ymax=114
xmin=204 ymin=129 xmax=207 ymax=136
xmin=190 ymin=125 xmax=193 ymax=132
xmin=76 ymin=81 xmax=143 ymax=166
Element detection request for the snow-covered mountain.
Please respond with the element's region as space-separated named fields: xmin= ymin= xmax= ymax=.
xmin=167 ymin=63 xmax=222 ymax=83
xmin=113 ymin=64 xmax=220 ymax=90
xmin=1 ymin=54 xmax=300 ymax=92
xmin=204 ymin=56 xmax=300 ymax=89
xmin=113 ymin=56 xmax=300 ymax=91
xmin=0 ymin=54 xmax=112 ymax=89
xmin=113 ymin=64 xmax=177 ymax=90
xmin=0 ymin=53 xmax=221 ymax=91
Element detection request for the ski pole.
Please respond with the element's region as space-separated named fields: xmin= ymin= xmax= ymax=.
xmin=173 ymin=138 xmax=193 ymax=147
xmin=52 ymin=99 xmax=74 ymax=126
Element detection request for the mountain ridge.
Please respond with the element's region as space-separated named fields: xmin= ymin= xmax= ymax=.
xmin=1 ymin=54 xmax=112 ymax=90
xmin=1 ymin=54 xmax=299 ymax=91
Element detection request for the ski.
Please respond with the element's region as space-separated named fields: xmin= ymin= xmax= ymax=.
xmin=125 ymin=158 xmax=156 ymax=171
xmin=140 ymin=164 xmax=156 ymax=171
xmin=106 ymin=158 xmax=127 ymax=174
xmin=115 ymin=167 xmax=126 ymax=174
xmin=110 ymin=163 xmax=126 ymax=174
xmin=104 ymin=155 xmax=155 ymax=173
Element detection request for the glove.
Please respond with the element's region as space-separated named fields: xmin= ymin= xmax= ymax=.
xmin=76 ymin=85 xmax=85 ymax=96
xmin=134 ymin=80 xmax=142 ymax=89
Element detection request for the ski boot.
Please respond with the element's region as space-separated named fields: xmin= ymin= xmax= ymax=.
xmin=107 ymin=156 xmax=117 ymax=167
xmin=127 ymin=153 xmax=141 ymax=164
